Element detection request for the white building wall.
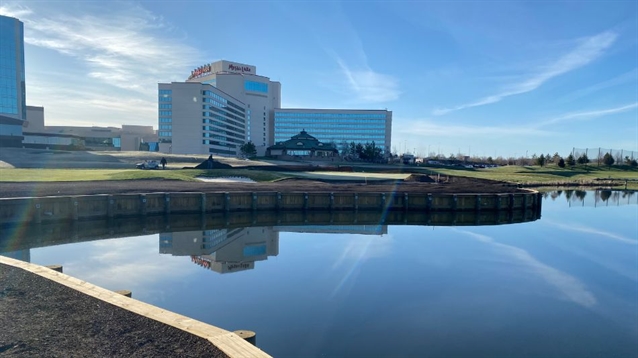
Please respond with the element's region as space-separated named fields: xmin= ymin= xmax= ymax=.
xmin=161 ymin=83 xmax=205 ymax=155
xmin=25 ymin=106 xmax=45 ymax=132
xmin=213 ymin=74 xmax=281 ymax=156
xmin=186 ymin=61 xmax=281 ymax=157
xmin=159 ymin=82 xmax=246 ymax=156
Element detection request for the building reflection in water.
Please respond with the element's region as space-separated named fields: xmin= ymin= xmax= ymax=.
xmin=0 ymin=249 xmax=30 ymax=263
xmin=160 ymin=225 xmax=388 ymax=274
xmin=160 ymin=227 xmax=279 ymax=274
xmin=275 ymin=225 xmax=387 ymax=236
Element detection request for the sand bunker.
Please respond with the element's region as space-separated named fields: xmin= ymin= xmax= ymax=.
xmin=196 ymin=177 xmax=256 ymax=183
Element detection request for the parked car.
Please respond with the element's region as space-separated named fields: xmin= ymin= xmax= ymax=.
xmin=136 ymin=160 xmax=159 ymax=170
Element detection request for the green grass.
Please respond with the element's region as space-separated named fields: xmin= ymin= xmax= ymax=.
xmin=0 ymin=168 xmax=288 ymax=182
xmin=414 ymin=164 xmax=638 ymax=189
xmin=1 ymin=164 xmax=636 ymax=189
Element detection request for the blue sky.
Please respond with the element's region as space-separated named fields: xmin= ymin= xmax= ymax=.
xmin=1 ymin=0 xmax=636 ymax=158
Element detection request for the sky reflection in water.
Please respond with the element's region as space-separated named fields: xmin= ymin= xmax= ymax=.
xmin=5 ymin=191 xmax=637 ymax=357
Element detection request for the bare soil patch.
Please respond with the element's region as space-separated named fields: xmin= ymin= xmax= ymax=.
xmin=0 ymin=176 xmax=525 ymax=199
xmin=0 ymin=264 xmax=228 ymax=357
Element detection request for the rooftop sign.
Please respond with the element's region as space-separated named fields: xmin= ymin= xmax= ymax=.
xmin=188 ymin=64 xmax=212 ymax=80
xmin=227 ymin=63 xmax=252 ymax=74
xmin=188 ymin=60 xmax=256 ymax=80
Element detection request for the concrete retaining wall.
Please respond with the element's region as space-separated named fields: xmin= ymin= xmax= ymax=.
xmin=0 ymin=191 xmax=541 ymax=226
xmin=0 ymin=209 xmax=541 ymax=253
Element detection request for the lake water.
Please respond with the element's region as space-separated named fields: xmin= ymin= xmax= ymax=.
xmin=2 ymin=190 xmax=637 ymax=357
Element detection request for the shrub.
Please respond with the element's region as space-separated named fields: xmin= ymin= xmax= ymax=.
xmin=577 ymin=153 xmax=589 ymax=165
xmin=602 ymin=152 xmax=615 ymax=167
xmin=536 ymin=154 xmax=546 ymax=167
xmin=558 ymin=158 xmax=565 ymax=168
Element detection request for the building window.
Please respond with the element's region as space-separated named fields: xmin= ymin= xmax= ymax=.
xmin=245 ymin=81 xmax=268 ymax=93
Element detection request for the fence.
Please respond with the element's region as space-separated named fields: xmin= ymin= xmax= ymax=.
xmin=572 ymin=147 xmax=637 ymax=166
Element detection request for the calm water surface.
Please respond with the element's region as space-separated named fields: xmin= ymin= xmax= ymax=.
xmin=3 ymin=190 xmax=637 ymax=357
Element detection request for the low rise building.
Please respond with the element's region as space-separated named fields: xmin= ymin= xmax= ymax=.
xmin=266 ymin=130 xmax=338 ymax=159
xmin=23 ymin=106 xmax=158 ymax=151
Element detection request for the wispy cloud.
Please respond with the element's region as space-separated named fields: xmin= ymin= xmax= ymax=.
xmin=26 ymin=81 xmax=157 ymax=127
xmin=433 ymin=31 xmax=618 ymax=115
xmin=0 ymin=3 xmax=32 ymax=18
xmin=18 ymin=4 xmax=198 ymax=92
xmin=1 ymin=2 xmax=201 ymax=126
xmin=395 ymin=120 xmax=550 ymax=138
xmin=536 ymin=102 xmax=638 ymax=127
xmin=335 ymin=56 xmax=400 ymax=103
xmin=561 ymin=68 xmax=638 ymax=102
xmin=543 ymin=221 xmax=637 ymax=245
xmin=456 ymin=229 xmax=597 ymax=308
xmin=284 ymin=1 xmax=400 ymax=104
xmin=62 ymin=235 xmax=196 ymax=298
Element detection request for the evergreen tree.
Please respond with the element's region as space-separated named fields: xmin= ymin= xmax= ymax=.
xmin=557 ymin=157 xmax=565 ymax=168
xmin=536 ymin=154 xmax=546 ymax=167
xmin=577 ymin=153 xmax=589 ymax=165
xmin=552 ymin=152 xmax=561 ymax=163
xmin=602 ymin=152 xmax=615 ymax=167
xmin=240 ymin=141 xmax=257 ymax=158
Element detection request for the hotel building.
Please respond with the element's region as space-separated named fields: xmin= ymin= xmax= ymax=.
xmin=157 ymin=82 xmax=246 ymax=156
xmin=0 ymin=15 xmax=26 ymax=147
xmin=186 ymin=60 xmax=281 ymax=156
xmin=159 ymin=60 xmax=392 ymax=157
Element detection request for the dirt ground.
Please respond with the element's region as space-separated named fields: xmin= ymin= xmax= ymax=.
xmin=0 ymin=148 xmax=528 ymax=198
xmin=0 ymin=176 xmax=525 ymax=199
xmin=0 ymin=264 xmax=228 ymax=357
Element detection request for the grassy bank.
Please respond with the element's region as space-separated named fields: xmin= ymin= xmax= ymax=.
xmin=1 ymin=163 xmax=636 ymax=190
xmin=415 ymin=165 xmax=638 ymax=190
xmin=0 ymin=169 xmax=288 ymax=182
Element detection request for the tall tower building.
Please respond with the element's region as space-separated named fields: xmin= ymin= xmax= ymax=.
xmin=0 ymin=15 xmax=26 ymax=147
xmin=157 ymin=82 xmax=247 ymax=156
xmin=0 ymin=15 xmax=26 ymax=120
xmin=187 ymin=60 xmax=281 ymax=156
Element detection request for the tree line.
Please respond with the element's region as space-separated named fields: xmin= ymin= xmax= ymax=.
xmin=535 ymin=152 xmax=637 ymax=168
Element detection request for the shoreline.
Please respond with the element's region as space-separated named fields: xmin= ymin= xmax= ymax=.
xmin=0 ymin=176 xmax=528 ymax=199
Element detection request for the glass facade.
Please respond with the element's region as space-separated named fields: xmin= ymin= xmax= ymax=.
xmin=244 ymin=80 xmax=268 ymax=93
xmin=0 ymin=15 xmax=25 ymax=119
xmin=274 ymin=111 xmax=389 ymax=153
xmin=157 ymin=89 xmax=172 ymax=140
xmin=201 ymin=89 xmax=246 ymax=154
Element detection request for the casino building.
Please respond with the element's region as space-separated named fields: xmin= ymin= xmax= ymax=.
xmin=159 ymin=60 xmax=392 ymax=158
